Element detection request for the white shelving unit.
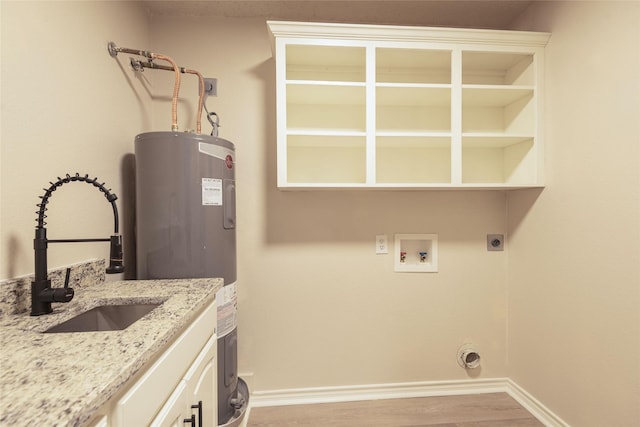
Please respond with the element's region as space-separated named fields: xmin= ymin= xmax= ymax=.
xmin=268 ymin=21 xmax=550 ymax=190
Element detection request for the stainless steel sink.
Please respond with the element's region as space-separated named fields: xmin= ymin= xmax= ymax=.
xmin=44 ymin=303 xmax=162 ymax=333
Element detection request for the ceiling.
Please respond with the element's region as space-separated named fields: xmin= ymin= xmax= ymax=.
xmin=143 ymin=1 xmax=535 ymax=30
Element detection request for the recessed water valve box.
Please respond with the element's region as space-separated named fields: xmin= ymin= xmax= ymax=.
xmin=394 ymin=234 xmax=438 ymax=272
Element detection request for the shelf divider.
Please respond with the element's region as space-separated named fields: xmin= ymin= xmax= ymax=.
xmin=451 ymin=48 xmax=462 ymax=185
xmin=366 ymin=43 xmax=377 ymax=185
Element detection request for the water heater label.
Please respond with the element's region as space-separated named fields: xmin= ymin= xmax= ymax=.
xmin=202 ymin=178 xmax=222 ymax=206
xmin=217 ymin=282 xmax=237 ymax=338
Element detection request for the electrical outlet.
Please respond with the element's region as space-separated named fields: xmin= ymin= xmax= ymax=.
xmin=487 ymin=234 xmax=504 ymax=251
xmin=376 ymin=234 xmax=388 ymax=254
xmin=204 ymin=78 xmax=217 ymax=97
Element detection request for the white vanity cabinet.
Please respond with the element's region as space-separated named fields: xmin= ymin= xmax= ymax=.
xmin=267 ymin=21 xmax=550 ymax=189
xmin=150 ymin=336 xmax=217 ymax=427
xmin=86 ymin=299 xmax=217 ymax=427
xmin=86 ymin=415 xmax=108 ymax=427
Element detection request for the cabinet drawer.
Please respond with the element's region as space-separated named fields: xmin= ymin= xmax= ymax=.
xmin=112 ymin=302 xmax=216 ymax=426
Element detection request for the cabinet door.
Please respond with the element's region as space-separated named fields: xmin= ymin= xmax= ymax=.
xmin=112 ymin=302 xmax=217 ymax=427
xmin=184 ymin=336 xmax=217 ymax=427
xmin=151 ymin=336 xmax=217 ymax=427
xmin=150 ymin=381 xmax=190 ymax=427
xmin=86 ymin=415 xmax=108 ymax=427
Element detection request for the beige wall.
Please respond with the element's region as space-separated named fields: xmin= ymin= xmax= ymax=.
xmin=1 ymin=1 xmax=151 ymax=280
xmin=508 ymin=1 xmax=640 ymax=426
xmin=1 ymin=2 xmax=510 ymax=391
xmin=3 ymin=1 xmax=638 ymax=424
xmin=149 ymin=14 xmax=509 ymax=390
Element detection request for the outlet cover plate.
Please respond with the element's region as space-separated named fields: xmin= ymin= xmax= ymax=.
xmin=487 ymin=234 xmax=504 ymax=251
xmin=204 ymin=78 xmax=217 ymax=97
xmin=375 ymin=234 xmax=388 ymax=254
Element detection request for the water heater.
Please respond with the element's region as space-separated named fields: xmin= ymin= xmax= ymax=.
xmin=135 ymin=131 xmax=247 ymax=426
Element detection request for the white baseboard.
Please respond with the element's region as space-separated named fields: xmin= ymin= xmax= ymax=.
xmin=249 ymin=378 xmax=568 ymax=427
xmin=505 ymin=379 xmax=569 ymax=427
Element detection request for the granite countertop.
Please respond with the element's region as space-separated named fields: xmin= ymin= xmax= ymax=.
xmin=0 ymin=274 xmax=222 ymax=427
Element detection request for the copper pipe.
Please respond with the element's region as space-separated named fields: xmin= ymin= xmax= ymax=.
xmin=151 ymin=53 xmax=181 ymax=131
xmin=183 ymin=68 xmax=205 ymax=134
xmin=131 ymin=59 xmax=206 ymax=134
xmin=108 ymin=43 xmax=181 ymax=131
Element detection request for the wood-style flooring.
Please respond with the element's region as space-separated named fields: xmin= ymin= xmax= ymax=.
xmin=247 ymin=392 xmax=544 ymax=427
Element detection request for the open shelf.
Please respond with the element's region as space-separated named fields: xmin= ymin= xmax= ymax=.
xmin=462 ymin=86 xmax=533 ymax=107
xmin=377 ymin=136 xmax=451 ymax=184
xmin=377 ymin=85 xmax=451 ymax=106
xmin=287 ymin=135 xmax=366 ymax=184
xmin=462 ymin=51 xmax=534 ymax=85
xmin=286 ymin=44 xmax=366 ymax=82
xmin=287 ymin=83 xmax=366 ymax=133
xmin=287 ymin=105 xmax=366 ymax=133
xmin=377 ymin=85 xmax=451 ymax=134
xmin=377 ymin=105 xmax=451 ymax=133
xmin=461 ymin=134 xmax=533 ymax=147
xmin=462 ymin=137 xmax=535 ymax=184
xmin=462 ymin=88 xmax=533 ymax=135
xmin=287 ymin=83 xmax=366 ymax=105
xmin=377 ymin=48 xmax=451 ymax=84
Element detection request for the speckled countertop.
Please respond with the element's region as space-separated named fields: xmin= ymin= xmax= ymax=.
xmin=0 ymin=265 xmax=222 ymax=427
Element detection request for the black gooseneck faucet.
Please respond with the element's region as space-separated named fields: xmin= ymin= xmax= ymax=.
xmin=31 ymin=173 xmax=125 ymax=316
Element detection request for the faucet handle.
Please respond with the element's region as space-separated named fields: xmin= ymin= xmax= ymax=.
xmin=53 ymin=268 xmax=74 ymax=302
xmin=51 ymin=286 xmax=74 ymax=303
xmin=106 ymin=234 xmax=125 ymax=274
xmin=64 ymin=268 xmax=71 ymax=289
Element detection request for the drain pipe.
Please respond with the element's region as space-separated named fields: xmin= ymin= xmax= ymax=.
xmin=108 ymin=42 xmax=181 ymax=131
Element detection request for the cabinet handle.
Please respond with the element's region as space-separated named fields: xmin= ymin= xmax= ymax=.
xmin=191 ymin=401 xmax=203 ymax=427
xmin=183 ymin=414 xmax=195 ymax=425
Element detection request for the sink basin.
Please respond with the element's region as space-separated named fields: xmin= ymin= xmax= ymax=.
xmin=44 ymin=303 xmax=162 ymax=333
